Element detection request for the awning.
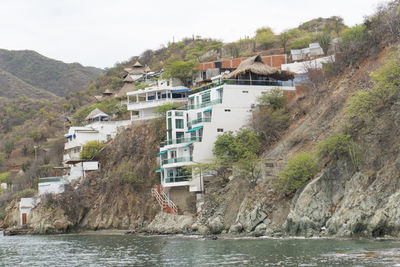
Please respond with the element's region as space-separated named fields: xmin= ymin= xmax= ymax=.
xmin=157 ymin=150 xmax=167 ymax=156
xmin=186 ymin=126 xmax=203 ymax=133
xmin=216 ymin=87 xmax=223 ymax=91
xmin=203 ymin=107 xmax=212 ymax=112
xmin=155 ymin=168 xmax=164 ymax=173
xmin=65 ymin=135 xmax=72 ymax=139
xmin=171 ymin=88 xmax=191 ymax=93
xmin=188 ymin=96 xmax=195 ymax=99
xmin=183 ymin=142 xmax=193 ymax=147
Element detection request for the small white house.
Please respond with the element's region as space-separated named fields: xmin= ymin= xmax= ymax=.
xmin=38 ymin=177 xmax=67 ymax=196
xmin=291 ymin=43 xmax=324 ymax=61
xmin=1 ymin=183 xmax=7 ymax=190
xmin=281 ymin=55 xmax=335 ymax=74
xmin=19 ymin=197 xmax=40 ymax=226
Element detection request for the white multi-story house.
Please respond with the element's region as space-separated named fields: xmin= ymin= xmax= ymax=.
xmin=127 ymin=79 xmax=190 ymax=121
xmin=63 ymin=108 xmax=130 ymax=162
xmin=155 ymin=55 xmax=296 ymax=213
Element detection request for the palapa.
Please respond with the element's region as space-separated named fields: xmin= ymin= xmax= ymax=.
xmin=223 ymin=55 xmax=294 ymax=81
xmin=85 ymin=108 xmax=110 ymax=121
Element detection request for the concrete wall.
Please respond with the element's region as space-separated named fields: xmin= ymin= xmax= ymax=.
xmin=19 ymin=197 xmax=40 ymax=226
xmin=168 ymin=186 xmax=196 ymax=214
xmin=38 ymin=181 xmax=66 ymax=196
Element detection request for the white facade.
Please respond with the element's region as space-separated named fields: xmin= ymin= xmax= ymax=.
xmin=38 ymin=177 xmax=67 ymax=196
xmin=64 ymin=120 xmax=130 ymax=162
xmin=291 ymin=43 xmax=325 ymax=61
xmin=158 ymin=81 xmax=296 ymax=192
xmin=127 ymin=81 xmax=189 ymax=121
xmin=66 ymin=161 xmax=100 ymax=182
xmin=19 ymin=197 xmax=40 ymax=226
xmin=1 ymin=183 xmax=7 ymax=189
xmin=282 ymin=55 xmax=335 ymax=74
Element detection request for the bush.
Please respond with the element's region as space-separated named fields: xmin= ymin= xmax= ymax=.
xmin=12 ymin=188 xmax=37 ymax=199
xmin=276 ymin=152 xmax=320 ymax=195
xmin=154 ymin=103 xmax=183 ymax=117
xmin=341 ymin=24 xmax=367 ymax=44
xmin=0 ymin=172 xmax=11 ymax=184
xmin=110 ymin=162 xmax=145 ymax=185
xmin=316 ymin=133 xmax=351 ymax=160
xmin=257 ymin=88 xmax=286 ymax=109
xmin=80 ymin=141 xmax=105 ymax=160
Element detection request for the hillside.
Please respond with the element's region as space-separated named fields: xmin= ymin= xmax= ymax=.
xmin=0 ymin=69 xmax=57 ymax=99
xmin=0 ymin=49 xmax=103 ymax=97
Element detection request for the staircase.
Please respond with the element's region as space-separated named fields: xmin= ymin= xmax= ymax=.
xmin=151 ymin=185 xmax=178 ymax=215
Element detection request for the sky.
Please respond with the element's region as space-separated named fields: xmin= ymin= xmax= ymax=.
xmin=0 ymin=0 xmax=385 ymax=68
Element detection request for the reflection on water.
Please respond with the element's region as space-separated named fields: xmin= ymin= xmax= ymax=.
xmin=1 ymin=232 xmax=400 ymax=266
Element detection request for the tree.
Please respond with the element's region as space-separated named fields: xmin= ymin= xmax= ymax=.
xmin=162 ymin=60 xmax=198 ymax=87
xmin=4 ymin=139 xmax=14 ymax=158
xmin=154 ymin=103 xmax=183 ymax=117
xmin=28 ymin=129 xmax=43 ymax=144
xmin=0 ymin=152 xmax=5 ymax=170
xmin=279 ymin=30 xmax=291 ymax=54
xmin=237 ymin=153 xmax=263 ymax=188
xmin=317 ymin=32 xmax=331 ymax=55
xmin=80 ymin=141 xmax=105 ymax=160
xmin=255 ymin=27 xmax=275 ymax=49
xmin=257 ymin=88 xmax=287 ymax=109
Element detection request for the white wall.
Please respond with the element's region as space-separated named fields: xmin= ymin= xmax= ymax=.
xmin=38 ymin=181 xmax=66 ymax=196
xmin=19 ymin=197 xmax=40 ymax=226
xmin=1 ymin=183 xmax=7 ymax=189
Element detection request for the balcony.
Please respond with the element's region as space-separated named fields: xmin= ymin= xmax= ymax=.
xmin=165 ymin=176 xmax=191 ymax=183
xmin=189 ymin=79 xmax=294 ymax=95
xmin=127 ymin=98 xmax=187 ymax=111
xmin=187 ymin=117 xmax=211 ymax=128
xmin=180 ymin=98 xmax=222 ymax=111
xmin=162 ymin=157 xmax=193 ymax=166
xmin=161 ymin=137 xmax=202 ymax=147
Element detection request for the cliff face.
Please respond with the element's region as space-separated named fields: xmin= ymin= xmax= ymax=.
xmin=24 ymin=121 xmax=163 ymax=234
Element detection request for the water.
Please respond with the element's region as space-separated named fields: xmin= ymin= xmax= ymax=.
xmin=2 ymin=232 xmax=400 ymax=266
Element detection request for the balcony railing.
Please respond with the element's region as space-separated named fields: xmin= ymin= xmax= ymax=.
xmin=180 ymin=98 xmax=222 ymax=110
xmin=162 ymin=157 xmax=193 ymax=166
xmin=38 ymin=177 xmax=64 ymax=183
xmin=161 ymin=136 xmax=202 ymax=147
xmin=189 ymin=79 xmax=295 ymax=95
xmin=187 ymin=117 xmax=211 ymax=128
xmin=165 ymin=176 xmax=191 ymax=183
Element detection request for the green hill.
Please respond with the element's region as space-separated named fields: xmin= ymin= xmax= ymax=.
xmin=0 ymin=49 xmax=103 ymax=97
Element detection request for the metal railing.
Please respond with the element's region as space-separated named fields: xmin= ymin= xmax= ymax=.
xmin=165 ymin=176 xmax=191 ymax=183
xmin=180 ymin=98 xmax=222 ymax=110
xmin=162 ymin=157 xmax=193 ymax=165
xmin=188 ymin=79 xmax=294 ymax=95
xmin=187 ymin=117 xmax=211 ymax=128
xmin=161 ymin=136 xmax=202 ymax=147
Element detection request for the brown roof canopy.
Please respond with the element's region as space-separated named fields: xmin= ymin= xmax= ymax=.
xmin=133 ymin=61 xmax=143 ymax=68
xmin=224 ymin=55 xmax=294 ymax=81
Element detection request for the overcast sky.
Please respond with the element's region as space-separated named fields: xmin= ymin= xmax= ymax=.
xmin=0 ymin=0 xmax=384 ymax=68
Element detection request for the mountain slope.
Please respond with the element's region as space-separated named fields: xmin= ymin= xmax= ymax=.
xmin=0 ymin=49 xmax=103 ymax=97
xmin=0 ymin=69 xmax=57 ymax=99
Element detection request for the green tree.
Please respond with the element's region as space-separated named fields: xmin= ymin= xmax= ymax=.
xmin=0 ymin=152 xmax=5 ymax=170
xmin=275 ymin=152 xmax=320 ymax=195
xmin=257 ymin=88 xmax=287 ymax=109
xmin=0 ymin=172 xmax=10 ymax=184
xmin=255 ymin=27 xmax=275 ymax=49
xmin=4 ymin=139 xmax=14 ymax=158
xmin=80 ymin=141 xmax=105 ymax=160
xmin=163 ymin=60 xmax=198 ymax=86
xmin=317 ymin=32 xmax=331 ymax=55
xmin=154 ymin=103 xmax=183 ymax=117
xmin=28 ymin=129 xmax=43 ymax=144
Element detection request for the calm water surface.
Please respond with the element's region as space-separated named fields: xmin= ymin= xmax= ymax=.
xmin=1 ymin=231 xmax=400 ymax=266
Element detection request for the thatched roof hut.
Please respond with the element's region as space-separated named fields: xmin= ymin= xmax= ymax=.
xmin=133 ymin=61 xmax=143 ymax=68
xmin=224 ymin=55 xmax=294 ymax=81
xmin=85 ymin=108 xmax=110 ymax=121
xmin=102 ymin=89 xmax=113 ymax=96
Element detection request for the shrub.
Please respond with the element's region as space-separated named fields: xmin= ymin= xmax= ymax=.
xmin=317 ymin=32 xmax=331 ymax=55
xmin=110 ymin=162 xmax=145 ymax=185
xmin=0 ymin=172 xmax=11 ymax=184
xmin=12 ymin=188 xmax=37 ymax=199
xmin=255 ymin=27 xmax=275 ymax=49
xmin=154 ymin=103 xmax=183 ymax=117
xmin=28 ymin=129 xmax=43 ymax=143
xmin=257 ymin=88 xmax=287 ymax=110
xmin=162 ymin=60 xmax=198 ymax=86
xmin=276 ymin=152 xmax=320 ymax=195
xmin=316 ymin=133 xmax=351 ymax=160
xmin=341 ymin=24 xmax=367 ymax=44
xmin=80 ymin=141 xmax=105 ymax=160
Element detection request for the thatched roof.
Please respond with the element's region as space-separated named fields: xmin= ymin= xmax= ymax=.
xmin=133 ymin=61 xmax=143 ymax=68
xmin=224 ymin=55 xmax=294 ymax=81
xmin=85 ymin=108 xmax=110 ymax=121
xmin=124 ymin=74 xmax=134 ymax=82
xmin=102 ymin=89 xmax=113 ymax=95
xmin=145 ymin=66 xmax=151 ymax=72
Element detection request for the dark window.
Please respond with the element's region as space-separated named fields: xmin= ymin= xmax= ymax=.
xmin=217 ymin=128 xmax=224 ymax=132
xmin=224 ymin=109 xmax=231 ymax=112
xmin=176 ymin=119 xmax=184 ymax=129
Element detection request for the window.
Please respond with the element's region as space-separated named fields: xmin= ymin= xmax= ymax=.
xmin=176 ymin=132 xmax=184 ymax=143
xmin=197 ymin=112 xmax=202 ymax=120
xmin=201 ymin=92 xmax=211 ymax=103
xmin=224 ymin=109 xmax=231 ymax=112
xmin=196 ymin=96 xmax=200 ymax=105
xmin=175 ymin=111 xmax=183 ymax=116
xmin=170 ymin=150 xmax=177 ymax=158
xmin=217 ymin=128 xmax=224 ymax=132
xmin=242 ymin=90 xmax=249 ymax=93
xmin=175 ymin=119 xmax=184 ymax=129
xmin=106 ymin=134 xmax=111 ymax=141
xmin=167 ymin=118 xmax=172 ymax=130
xmin=167 ymin=111 xmax=172 ymax=117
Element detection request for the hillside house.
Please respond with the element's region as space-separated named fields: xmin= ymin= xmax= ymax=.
xmin=154 ymin=55 xmax=295 ymax=213
xmin=19 ymin=197 xmax=40 ymax=226
xmin=63 ymin=108 xmax=130 ymax=162
xmin=127 ymin=79 xmax=190 ymax=121
xmin=291 ymin=43 xmax=324 ymax=61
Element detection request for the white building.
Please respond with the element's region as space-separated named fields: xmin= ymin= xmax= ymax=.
xmin=19 ymin=197 xmax=40 ymax=226
xmin=291 ymin=43 xmax=324 ymax=61
xmin=127 ymin=79 xmax=190 ymax=121
xmin=38 ymin=177 xmax=67 ymax=196
xmin=155 ymin=56 xmax=296 ymax=212
xmin=1 ymin=183 xmax=7 ymax=190
xmin=63 ymin=108 xmax=130 ymax=162
xmin=282 ymin=55 xmax=335 ymax=74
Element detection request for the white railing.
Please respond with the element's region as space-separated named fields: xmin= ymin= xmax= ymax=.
xmin=151 ymin=187 xmax=178 ymax=214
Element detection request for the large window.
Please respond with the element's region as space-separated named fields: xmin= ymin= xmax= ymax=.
xmin=167 ymin=118 xmax=172 ymax=130
xmin=175 ymin=119 xmax=184 ymax=129
xmin=176 ymin=132 xmax=184 ymax=143
xmin=201 ymin=92 xmax=210 ymax=103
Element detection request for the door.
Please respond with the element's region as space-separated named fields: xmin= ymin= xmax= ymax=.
xmin=22 ymin=213 xmax=27 ymax=225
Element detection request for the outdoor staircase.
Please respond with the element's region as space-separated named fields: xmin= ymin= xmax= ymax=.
xmin=151 ymin=185 xmax=179 ymax=215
